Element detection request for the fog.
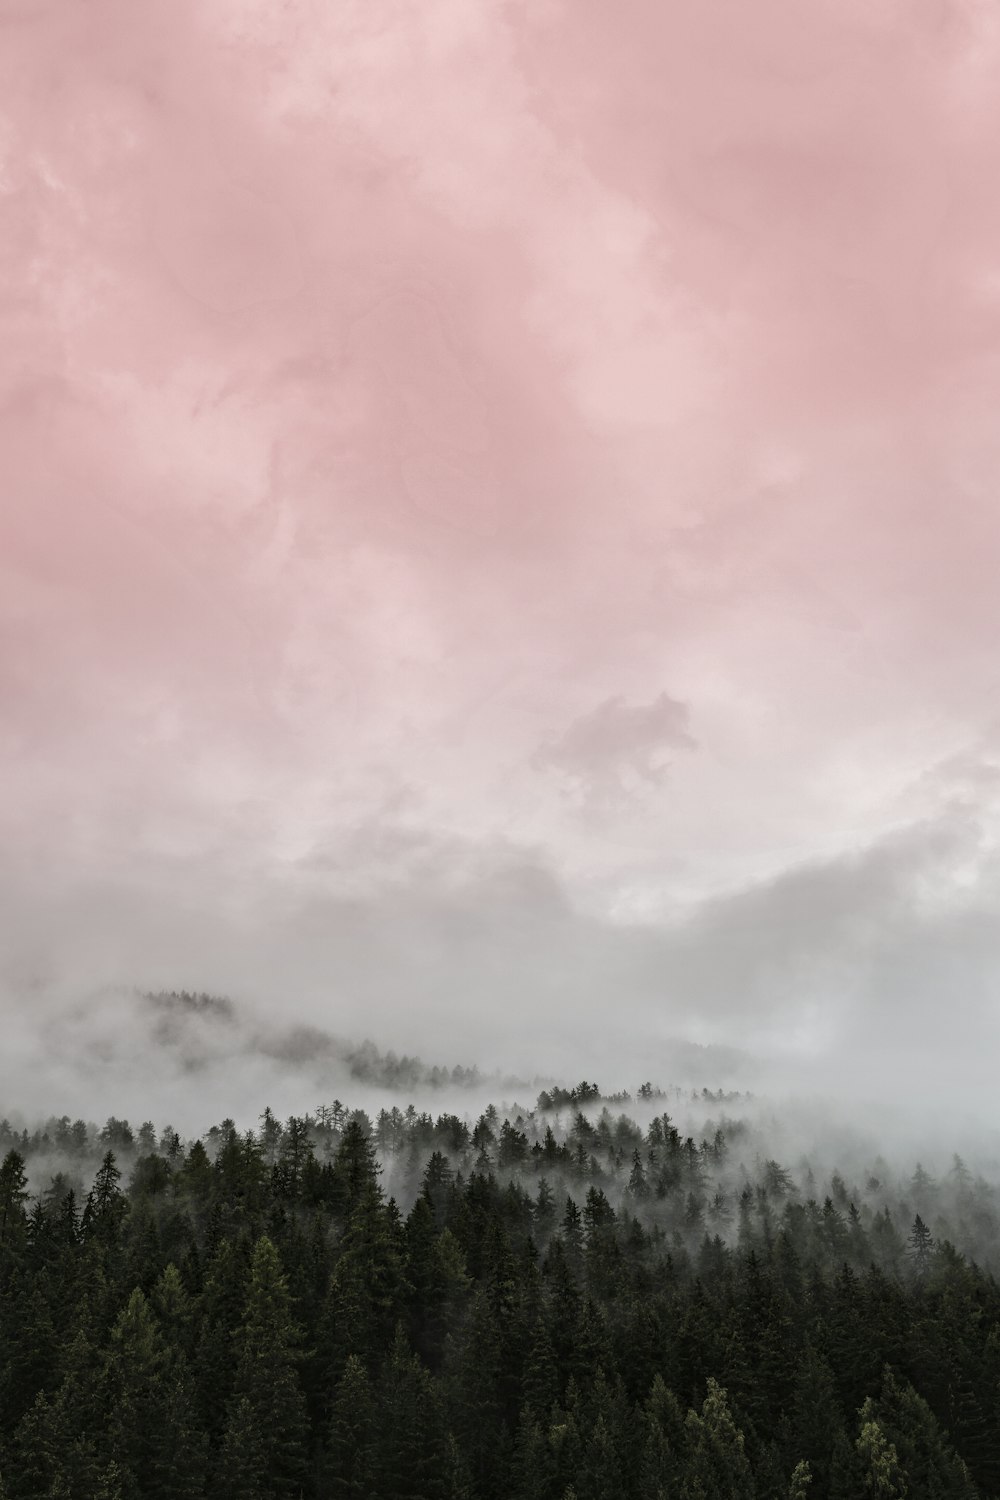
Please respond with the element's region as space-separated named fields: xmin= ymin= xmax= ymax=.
xmin=2 ymin=966 xmax=999 ymax=1175
xmin=3 ymin=778 xmax=1000 ymax=1142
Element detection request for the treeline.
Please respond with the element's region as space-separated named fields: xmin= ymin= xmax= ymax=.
xmin=0 ymin=1095 xmax=998 ymax=1497
xmin=142 ymin=990 xmax=506 ymax=1093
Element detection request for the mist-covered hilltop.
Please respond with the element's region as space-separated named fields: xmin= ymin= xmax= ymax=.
xmin=143 ymin=988 xmax=501 ymax=1092
xmin=2 ymin=1072 xmax=1000 ymax=1497
xmin=0 ymin=984 xmax=757 ymax=1131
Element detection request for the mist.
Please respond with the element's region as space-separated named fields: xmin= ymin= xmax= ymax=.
xmin=3 ymin=788 xmax=1000 ymax=1140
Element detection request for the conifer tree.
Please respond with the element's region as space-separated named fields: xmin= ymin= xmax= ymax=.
xmin=787 ymin=1459 xmax=811 ymax=1498
xmin=325 ymin=1354 xmax=376 ymax=1500
xmin=216 ymin=1396 xmax=267 ymax=1500
xmin=855 ymin=1400 xmax=907 ymax=1499
xmin=322 ymin=1181 xmax=408 ymax=1379
xmin=8 ymin=1334 xmax=105 ymax=1500
xmin=446 ymin=1287 xmax=508 ymax=1499
xmin=872 ymin=1367 xmax=979 ymax=1499
xmin=219 ymin=1236 xmax=308 ymax=1499
xmin=0 ymin=1151 xmax=30 ymax=1255
xmin=908 ymin=1215 xmax=934 ymax=1278
xmin=103 ymin=1286 xmax=206 ymax=1499
xmin=637 ymin=1373 xmax=686 ymax=1499
xmin=331 ymin=1119 xmax=382 ymax=1219
xmin=193 ymin=1236 xmax=248 ymax=1440
xmin=681 ymin=1379 xmax=755 ymax=1500
xmin=377 ymin=1325 xmax=452 ymax=1500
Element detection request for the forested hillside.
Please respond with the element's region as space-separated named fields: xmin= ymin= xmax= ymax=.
xmin=1 ymin=1087 xmax=998 ymax=1498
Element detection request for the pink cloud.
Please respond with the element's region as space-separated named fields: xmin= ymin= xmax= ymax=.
xmin=2 ymin=0 xmax=1000 ymax=1071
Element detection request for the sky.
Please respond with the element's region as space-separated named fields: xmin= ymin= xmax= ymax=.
xmin=3 ymin=0 xmax=1000 ymax=1112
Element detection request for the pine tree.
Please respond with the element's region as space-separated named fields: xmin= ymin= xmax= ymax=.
xmin=376 ymin=1325 xmax=452 ymax=1500
xmin=216 ymin=1396 xmax=267 ymax=1500
xmin=627 ymin=1150 xmax=650 ymax=1201
xmin=681 ymin=1379 xmax=755 ymax=1500
xmin=574 ymin=1371 xmax=631 ymax=1500
xmin=325 ymin=1354 xmax=376 ymax=1500
xmin=787 ymin=1459 xmax=811 ymax=1498
xmin=406 ymin=1193 xmax=471 ymax=1370
xmin=789 ymin=1342 xmax=843 ymax=1495
xmin=322 ymin=1182 xmax=408 ymax=1379
xmin=908 ymin=1215 xmax=934 ymax=1278
xmin=446 ymin=1287 xmax=508 ymax=1500
xmin=7 ymin=1329 xmax=105 ymax=1500
xmin=872 ymin=1367 xmax=979 ymax=1499
xmin=855 ymin=1400 xmax=907 ymax=1499
xmin=510 ymin=1410 xmax=554 ymax=1500
xmin=637 ymin=1373 xmax=686 ymax=1499
xmin=218 ymin=1236 xmax=308 ymax=1499
xmin=0 ymin=1151 xmax=30 ymax=1256
xmin=331 ymin=1119 xmax=382 ymax=1219
xmin=522 ymin=1316 xmax=559 ymax=1421
xmin=104 ymin=1286 xmax=206 ymax=1498
xmin=193 ymin=1236 xmax=248 ymax=1440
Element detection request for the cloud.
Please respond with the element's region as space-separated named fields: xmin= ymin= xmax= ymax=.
xmin=3 ymin=786 xmax=999 ymax=1129
xmin=534 ymin=692 xmax=696 ymax=798
xmin=2 ymin=0 xmax=1000 ymax=1123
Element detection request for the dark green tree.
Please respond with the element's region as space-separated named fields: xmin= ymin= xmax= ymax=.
xmin=324 ymin=1354 xmax=376 ymax=1500
xmin=218 ymin=1236 xmax=308 ymax=1499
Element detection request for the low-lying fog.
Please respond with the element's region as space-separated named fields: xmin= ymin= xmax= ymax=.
xmin=2 ymin=983 xmax=999 ymax=1181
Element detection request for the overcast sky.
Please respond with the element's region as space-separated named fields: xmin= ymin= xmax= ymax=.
xmin=3 ymin=0 xmax=1000 ymax=1113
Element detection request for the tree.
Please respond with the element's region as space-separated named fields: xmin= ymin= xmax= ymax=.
xmin=322 ymin=1183 xmax=408 ymax=1381
xmin=193 ymin=1236 xmax=248 ymax=1440
xmin=331 ymin=1119 xmax=382 ymax=1219
xmin=627 ymin=1150 xmax=649 ymax=1201
xmin=637 ymin=1374 xmax=686 ymax=1499
xmin=218 ymin=1237 xmax=308 ymax=1499
xmin=8 ymin=1329 xmax=104 ymax=1499
xmin=871 ymin=1367 xmax=978 ymax=1499
xmin=276 ymin=1115 xmax=315 ymax=1197
xmin=681 ymin=1379 xmax=755 ymax=1500
xmin=856 ymin=1400 xmax=907 ymax=1499
xmin=511 ymin=1410 xmax=556 ymax=1500
xmin=788 ymin=1460 xmax=811 ymax=1498
xmin=325 ymin=1355 xmax=376 ymax=1499
xmin=376 ymin=1326 xmax=452 ymax=1500
xmin=216 ymin=1397 xmax=267 ymax=1500
xmin=0 ymin=1150 xmax=30 ymax=1252
xmin=101 ymin=1285 xmax=207 ymax=1498
xmin=789 ymin=1342 xmax=842 ymax=1495
xmin=84 ymin=1152 xmax=126 ymax=1246
xmin=907 ymin=1216 xmax=934 ymax=1278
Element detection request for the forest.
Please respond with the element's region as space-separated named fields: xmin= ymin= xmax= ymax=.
xmin=1 ymin=1082 xmax=999 ymax=1499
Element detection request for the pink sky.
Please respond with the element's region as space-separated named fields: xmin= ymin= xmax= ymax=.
xmin=3 ymin=0 xmax=1000 ymax=1091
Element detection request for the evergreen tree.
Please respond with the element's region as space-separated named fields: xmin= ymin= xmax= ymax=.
xmin=787 ymin=1459 xmax=811 ymax=1498
xmin=7 ymin=1329 xmax=105 ymax=1500
xmin=872 ymin=1367 xmax=979 ymax=1499
xmin=637 ymin=1373 xmax=687 ymax=1498
xmin=325 ymin=1354 xmax=376 ymax=1500
xmin=322 ymin=1182 xmax=408 ymax=1379
xmin=219 ymin=1236 xmax=308 ymax=1499
xmin=0 ymin=1152 xmax=30 ymax=1257
xmin=908 ymin=1216 xmax=934 ymax=1278
xmin=377 ymin=1326 xmax=452 ymax=1500
xmin=855 ymin=1400 xmax=907 ymax=1499
xmin=103 ymin=1286 xmax=206 ymax=1499
xmin=193 ymin=1236 xmax=248 ymax=1440
xmin=681 ymin=1379 xmax=755 ymax=1500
